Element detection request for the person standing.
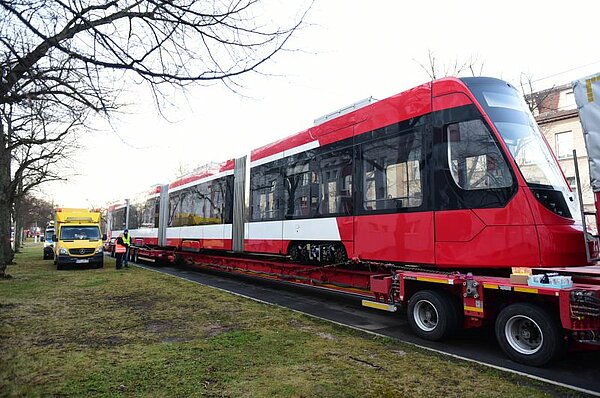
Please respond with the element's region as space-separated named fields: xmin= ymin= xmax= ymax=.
xmin=122 ymin=229 xmax=131 ymax=267
xmin=114 ymin=235 xmax=126 ymax=269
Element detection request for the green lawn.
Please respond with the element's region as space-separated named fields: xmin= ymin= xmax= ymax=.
xmin=0 ymin=242 xmax=584 ymax=397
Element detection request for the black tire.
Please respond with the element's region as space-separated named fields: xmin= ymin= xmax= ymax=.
xmin=288 ymin=243 xmax=302 ymax=262
xmin=407 ymin=290 xmax=462 ymax=341
xmin=495 ymin=303 xmax=564 ymax=366
xmin=332 ymin=243 xmax=347 ymax=264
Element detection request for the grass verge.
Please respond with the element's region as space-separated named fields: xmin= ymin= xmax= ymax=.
xmin=0 ymin=242 xmax=585 ymax=397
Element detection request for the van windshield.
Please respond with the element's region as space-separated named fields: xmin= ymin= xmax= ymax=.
xmin=60 ymin=226 xmax=101 ymax=240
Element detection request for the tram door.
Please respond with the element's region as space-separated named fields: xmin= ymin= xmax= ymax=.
xmin=353 ymin=121 xmax=435 ymax=264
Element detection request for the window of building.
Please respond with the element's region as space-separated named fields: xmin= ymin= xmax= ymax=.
xmin=560 ymin=90 xmax=576 ymax=110
xmin=555 ymin=131 xmax=573 ymax=159
xmin=566 ymin=176 xmax=578 ymax=197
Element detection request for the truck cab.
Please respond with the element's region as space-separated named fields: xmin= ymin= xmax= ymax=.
xmin=53 ymin=208 xmax=106 ymax=269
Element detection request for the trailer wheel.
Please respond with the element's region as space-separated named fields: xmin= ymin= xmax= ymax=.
xmin=407 ymin=290 xmax=461 ymax=341
xmin=495 ymin=303 xmax=564 ymax=366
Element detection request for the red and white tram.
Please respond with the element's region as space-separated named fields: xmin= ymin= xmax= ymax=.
xmin=110 ymin=77 xmax=592 ymax=270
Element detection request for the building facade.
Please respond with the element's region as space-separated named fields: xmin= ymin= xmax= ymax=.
xmin=529 ymin=83 xmax=595 ymax=231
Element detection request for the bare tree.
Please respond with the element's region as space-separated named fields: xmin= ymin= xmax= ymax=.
xmin=0 ymin=98 xmax=81 ymax=263
xmin=13 ymin=191 xmax=54 ymax=254
xmin=519 ymin=72 xmax=557 ymax=115
xmin=0 ymin=0 xmax=310 ymax=277
xmin=415 ymin=50 xmax=485 ymax=80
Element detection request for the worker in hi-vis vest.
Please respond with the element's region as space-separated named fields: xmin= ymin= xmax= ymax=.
xmin=114 ymin=235 xmax=126 ymax=270
xmin=122 ymin=229 xmax=131 ymax=267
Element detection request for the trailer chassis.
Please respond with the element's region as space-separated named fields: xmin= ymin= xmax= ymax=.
xmin=130 ymin=245 xmax=600 ymax=366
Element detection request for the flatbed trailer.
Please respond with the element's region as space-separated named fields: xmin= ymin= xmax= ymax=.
xmin=130 ymin=245 xmax=600 ymax=367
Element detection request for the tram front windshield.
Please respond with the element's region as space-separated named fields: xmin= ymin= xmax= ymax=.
xmin=463 ymin=78 xmax=568 ymax=192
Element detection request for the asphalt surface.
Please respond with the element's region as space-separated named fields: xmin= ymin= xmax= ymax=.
xmin=136 ymin=262 xmax=600 ymax=395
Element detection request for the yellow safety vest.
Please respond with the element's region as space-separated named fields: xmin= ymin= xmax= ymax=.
xmin=122 ymin=234 xmax=131 ymax=245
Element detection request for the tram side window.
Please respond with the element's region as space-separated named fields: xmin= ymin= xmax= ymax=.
xmin=111 ymin=208 xmax=126 ymax=230
xmin=141 ymin=198 xmax=159 ymax=228
xmin=310 ymin=148 xmax=353 ymax=217
xmin=446 ymin=120 xmax=513 ymax=190
xmin=168 ymin=191 xmax=186 ymax=227
xmin=128 ymin=204 xmax=140 ymax=229
xmin=212 ymin=176 xmax=234 ymax=224
xmin=168 ymin=179 xmax=231 ymax=227
xmin=283 ymin=154 xmax=312 ymax=218
xmin=181 ymin=183 xmax=211 ymax=226
xmin=250 ymin=162 xmax=283 ymax=221
xmin=361 ymin=131 xmax=423 ymax=211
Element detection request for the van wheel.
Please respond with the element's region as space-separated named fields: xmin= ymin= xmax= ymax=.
xmin=495 ymin=303 xmax=564 ymax=366
xmin=407 ymin=290 xmax=462 ymax=341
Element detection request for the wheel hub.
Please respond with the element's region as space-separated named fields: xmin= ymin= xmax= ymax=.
xmin=414 ymin=300 xmax=439 ymax=332
xmin=505 ymin=315 xmax=543 ymax=355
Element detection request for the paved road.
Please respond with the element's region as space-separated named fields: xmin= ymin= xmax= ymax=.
xmin=138 ymin=263 xmax=600 ymax=395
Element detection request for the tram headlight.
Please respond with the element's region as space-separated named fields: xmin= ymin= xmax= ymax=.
xmin=531 ymin=187 xmax=572 ymax=218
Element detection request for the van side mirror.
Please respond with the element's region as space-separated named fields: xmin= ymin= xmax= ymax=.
xmin=102 ymin=234 xmax=107 ymax=241
xmin=52 ymin=234 xmax=57 ymax=242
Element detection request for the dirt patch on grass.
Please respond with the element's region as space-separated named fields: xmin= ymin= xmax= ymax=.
xmin=145 ymin=320 xmax=173 ymax=333
xmin=116 ymin=293 xmax=158 ymax=312
xmin=204 ymin=324 xmax=238 ymax=338
xmin=35 ymin=334 xmax=125 ymax=348
xmin=160 ymin=336 xmax=193 ymax=343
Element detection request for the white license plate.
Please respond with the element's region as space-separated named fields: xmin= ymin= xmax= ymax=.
xmin=75 ymin=259 xmax=89 ymax=264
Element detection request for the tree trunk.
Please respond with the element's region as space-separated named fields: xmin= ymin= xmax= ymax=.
xmin=13 ymin=185 xmax=23 ymax=253
xmin=0 ymin=121 xmax=14 ymax=278
xmin=13 ymin=213 xmax=22 ymax=253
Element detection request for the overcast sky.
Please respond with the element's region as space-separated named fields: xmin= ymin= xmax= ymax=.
xmin=43 ymin=0 xmax=600 ymax=208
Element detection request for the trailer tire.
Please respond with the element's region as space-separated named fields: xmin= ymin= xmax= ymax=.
xmin=495 ymin=303 xmax=564 ymax=366
xmin=407 ymin=290 xmax=461 ymax=341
